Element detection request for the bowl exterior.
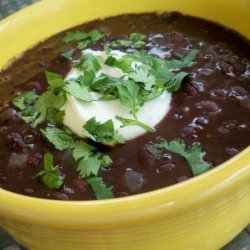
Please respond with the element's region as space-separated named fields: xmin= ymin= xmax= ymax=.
xmin=0 ymin=0 xmax=249 ymax=249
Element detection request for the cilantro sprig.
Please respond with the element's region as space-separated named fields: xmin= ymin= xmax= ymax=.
xmin=86 ymin=177 xmax=113 ymax=199
xmin=82 ymin=117 xmax=125 ymax=144
xmin=41 ymin=127 xmax=114 ymax=198
xmin=109 ymin=33 xmax=146 ymax=49
xmin=34 ymin=153 xmax=64 ymax=190
xmin=154 ymin=139 xmax=212 ymax=176
xmin=116 ymin=116 xmax=155 ymax=133
xmin=63 ymin=30 xmax=104 ymax=50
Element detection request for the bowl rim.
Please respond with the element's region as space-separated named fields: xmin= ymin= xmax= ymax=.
xmin=0 ymin=0 xmax=249 ymax=228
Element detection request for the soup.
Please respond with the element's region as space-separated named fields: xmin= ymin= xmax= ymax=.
xmin=0 ymin=12 xmax=249 ymax=200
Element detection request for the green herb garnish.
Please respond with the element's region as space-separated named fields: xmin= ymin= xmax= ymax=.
xmin=82 ymin=117 xmax=125 ymax=144
xmin=12 ymin=91 xmax=39 ymax=123
xmin=86 ymin=177 xmax=113 ymax=199
xmin=115 ymin=115 xmax=155 ymax=133
xmin=155 ymin=139 xmax=212 ymax=176
xmin=109 ymin=32 xmax=146 ymax=48
xmin=41 ymin=127 xmax=113 ymax=189
xmin=63 ymin=29 xmax=104 ymax=49
xmin=34 ymin=153 xmax=64 ymax=190
xmin=63 ymin=79 xmax=94 ymax=102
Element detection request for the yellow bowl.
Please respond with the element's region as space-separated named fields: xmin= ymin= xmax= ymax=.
xmin=0 ymin=0 xmax=249 ymax=249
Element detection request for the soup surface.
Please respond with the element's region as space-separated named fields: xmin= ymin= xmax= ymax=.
xmin=0 ymin=13 xmax=249 ymax=200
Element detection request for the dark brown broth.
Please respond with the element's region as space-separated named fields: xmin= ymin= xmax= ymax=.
xmin=0 ymin=13 xmax=249 ymax=200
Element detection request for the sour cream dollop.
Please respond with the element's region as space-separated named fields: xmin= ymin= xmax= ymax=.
xmin=62 ymin=49 xmax=172 ymax=141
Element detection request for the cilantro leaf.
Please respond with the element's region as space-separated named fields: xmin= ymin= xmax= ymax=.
xmin=33 ymin=89 xmax=65 ymax=127
xmin=89 ymin=29 xmax=104 ymax=41
xmin=63 ymin=31 xmax=89 ymax=43
xmin=165 ymin=72 xmax=189 ymax=93
xmin=41 ymin=127 xmax=75 ymax=151
xmin=64 ymin=80 xmax=94 ymax=102
xmin=165 ymin=49 xmax=199 ymax=69
xmin=128 ymin=67 xmax=156 ymax=91
xmin=82 ymin=117 xmax=125 ymax=144
xmin=34 ymin=153 xmax=64 ymax=190
xmin=77 ymin=40 xmax=92 ymax=50
xmin=45 ymin=71 xmax=65 ymax=89
xmin=74 ymin=53 xmax=101 ymax=72
xmin=62 ymin=30 xmax=104 ymax=50
xmin=156 ymin=139 xmax=212 ymax=176
xmin=12 ymin=91 xmax=39 ymax=124
xmin=110 ymin=32 xmax=146 ymax=49
xmin=46 ymin=108 xmax=65 ymax=126
xmin=117 ymin=80 xmax=140 ymax=118
xmin=77 ymin=70 xmax=96 ymax=86
xmin=77 ymin=156 xmax=101 ymax=177
xmin=12 ymin=91 xmax=38 ymax=110
xmin=86 ymin=177 xmax=113 ymax=199
xmin=71 ymin=140 xmax=95 ymax=161
xmin=115 ymin=115 xmax=155 ymax=133
xmin=62 ymin=50 xmax=75 ymax=60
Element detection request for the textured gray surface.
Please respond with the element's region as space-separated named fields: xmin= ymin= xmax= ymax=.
xmin=0 ymin=1 xmax=249 ymax=249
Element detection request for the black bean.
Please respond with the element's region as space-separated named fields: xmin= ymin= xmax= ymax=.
xmin=138 ymin=146 xmax=155 ymax=168
xmin=28 ymin=152 xmax=42 ymax=167
xmin=225 ymin=147 xmax=239 ymax=156
xmin=73 ymin=179 xmax=87 ymax=192
xmin=241 ymin=97 xmax=250 ymax=112
xmin=157 ymin=163 xmax=175 ymax=173
xmin=196 ymin=101 xmax=221 ymax=113
xmin=50 ymin=192 xmax=69 ymax=200
xmin=0 ymin=108 xmax=17 ymax=125
xmin=183 ymin=82 xmax=198 ymax=96
xmin=228 ymin=86 xmax=248 ymax=100
xmin=120 ymin=169 xmax=144 ymax=193
xmin=210 ymin=89 xmax=227 ymax=99
xmin=192 ymin=116 xmax=208 ymax=126
xmin=8 ymin=153 xmax=28 ymax=168
xmin=23 ymin=188 xmax=35 ymax=194
xmin=218 ymin=60 xmax=246 ymax=76
xmin=218 ymin=61 xmax=234 ymax=75
xmin=182 ymin=126 xmax=198 ymax=139
xmin=5 ymin=132 xmax=26 ymax=151
xmin=176 ymin=176 xmax=189 ymax=183
xmin=113 ymin=158 xmax=125 ymax=166
xmin=116 ymin=192 xmax=129 ymax=197
xmin=26 ymin=81 xmax=41 ymax=91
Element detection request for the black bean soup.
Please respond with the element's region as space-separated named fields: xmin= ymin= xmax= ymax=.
xmin=0 ymin=13 xmax=249 ymax=200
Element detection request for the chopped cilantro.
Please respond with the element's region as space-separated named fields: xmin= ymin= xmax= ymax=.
xmin=34 ymin=153 xmax=64 ymax=190
xmin=128 ymin=67 xmax=156 ymax=91
xmin=155 ymin=139 xmax=212 ymax=176
xmin=64 ymin=79 xmax=94 ymax=102
xmin=62 ymin=49 xmax=75 ymax=60
xmin=165 ymin=72 xmax=189 ymax=93
xmin=40 ymin=126 xmax=113 ymax=197
xmin=71 ymin=140 xmax=95 ymax=161
xmin=77 ymin=156 xmax=101 ymax=177
xmin=82 ymin=117 xmax=125 ymax=144
xmin=41 ymin=127 xmax=75 ymax=151
xmin=45 ymin=71 xmax=64 ymax=89
xmin=46 ymin=108 xmax=65 ymax=126
xmin=115 ymin=115 xmax=155 ymax=133
xmin=110 ymin=32 xmax=146 ymax=49
xmin=34 ymin=89 xmax=65 ymax=127
xmin=62 ymin=29 xmax=104 ymax=51
xmin=117 ymin=80 xmax=140 ymax=119
xmin=74 ymin=53 xmax=101 ymax=72
xmin=12 ymin=91 xmax=38 ymax=110
xmin=86 ymin=177 xmax=113 ymax=199
xmin=12 ymin=91 xmax=39 ymax=124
